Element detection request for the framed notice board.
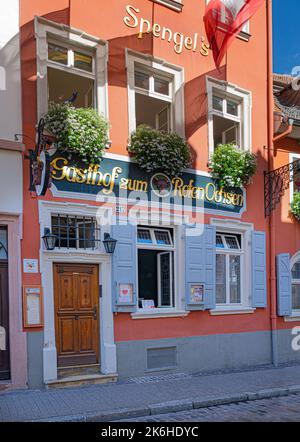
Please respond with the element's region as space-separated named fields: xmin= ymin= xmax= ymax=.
xmin=23 ymin=286 xmax=44 ymax=329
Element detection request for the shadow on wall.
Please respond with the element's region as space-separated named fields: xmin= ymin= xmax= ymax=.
xmin=0 ymin=32 xmax=23 ymax=140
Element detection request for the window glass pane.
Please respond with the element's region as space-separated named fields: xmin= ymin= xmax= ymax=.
xmin=230 ymin=255 xmax=241 ymax=304
xmin=216 ymin=235 xmax=225 ymax=249
xmin=51 ymin=215 xmax=99 ymax=249
xmin=135 ymin=71 xmax=150 ymax=90
xmin=0 ymin=227 xmax=8 ymax=260
xmin=159 ymin=253 xmax=172 ymax=307
xmin=292 ymin=262 xmax=300 ymax=279
xmin=154 ymin=230 xmax=172 ymax=246
xmin=216 ymin=254 xmax=226 ymax=304
xmin=138 ymin=250 xmax=158 ymax=308
xmin=137 ymin=229 xmax=153 ymax=244
xmin=213 ymin=95 xmax=223 ymax=112
xmin=154 ymin=77 xmax=170 ymax=96
xmin=226 ymin=100 xmax=239 ymax=116
xmin=157 ymin=106 xmax=170 ymax=132
xmin=224 ymin=235 xmax=240 ymax=250
xmin=48 ymin=43 xmax=68 ymax=65
xmin=74 ymin=51 xmax=93 ymax=72
xmin=292 ymin=284 xmax=300 ymax=310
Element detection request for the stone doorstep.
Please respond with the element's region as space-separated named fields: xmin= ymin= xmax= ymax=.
xmin=32 ymin=384 xmax=300 ymax=422
xmin=45 ymin=373 xmax=118 ymax=390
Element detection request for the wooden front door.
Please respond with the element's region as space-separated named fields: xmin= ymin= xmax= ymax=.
xmin=0 ymin=261 xmax=10 ymax=380
xmin=54 ymin=264 xmax=100 ymax=368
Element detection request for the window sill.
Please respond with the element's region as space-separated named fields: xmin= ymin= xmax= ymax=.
xmin=284 ymin=313 xmax=300 ymax=322
xmin=131 ymin=309 xmax=189 ymax=319
xmin=210 ymin=307 xmax=255 ymax=316
xmin=237 ymin=31 xmax=251 ymax=42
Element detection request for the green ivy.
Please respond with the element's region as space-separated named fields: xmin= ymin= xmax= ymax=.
xmin=44 ymin=102 xmax=110 ymax=165
xmin=128 ymin=125 xmax=191 ymax=177
xmin=291 ymin=192 xmax=300 ymax=221
xmin=208 ymin=143 xmax=257 ymax=189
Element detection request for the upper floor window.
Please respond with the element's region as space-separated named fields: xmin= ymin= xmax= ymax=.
xmin=47 ymin=40 xmax=96 ymax=108
xmin=126 ymin=51 xmax=185 ymax=137
xmin=151 ymin=0 xmax=183 ymax=12
xmin=207 ymin=77 xmax=252 ymax=154
xmin=35 ymin=17 xmax=109 ymax=120
xmin=292 ymin=260 xmax=300 ymax=311
xmin=290 ymin=153 xmax=300 ymax=202
xmin=134 ymin=65 xmax=173 ymax=132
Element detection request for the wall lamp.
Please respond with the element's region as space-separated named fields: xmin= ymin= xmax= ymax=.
xmin=42 ymin=228 xmax=58 ymax=251
xmin=103 ymin=233 xmax=117 ymax=254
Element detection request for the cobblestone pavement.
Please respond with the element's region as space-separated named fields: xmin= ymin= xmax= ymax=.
xmin=121 ymin=394 xmax=300 ymax=422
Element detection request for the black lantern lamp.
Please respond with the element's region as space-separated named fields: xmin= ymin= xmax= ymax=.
xmin=103 ymin=233 xmax=117 ymax=254
xmin=42 ymin=228 xmax=58 ymax=251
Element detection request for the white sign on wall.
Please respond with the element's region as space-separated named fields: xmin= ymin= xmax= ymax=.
xmin=23 ymin=259 xmax=39 ymax=274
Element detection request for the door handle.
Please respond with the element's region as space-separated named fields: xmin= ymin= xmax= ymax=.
xmin=93 ymin=307 xmax=98 ymax=320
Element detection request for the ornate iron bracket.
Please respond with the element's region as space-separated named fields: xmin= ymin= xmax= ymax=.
xmin=264 ymin=159 xmax=300 ymax=217
xmin=25 ymin=118 xmax=53 ymax=196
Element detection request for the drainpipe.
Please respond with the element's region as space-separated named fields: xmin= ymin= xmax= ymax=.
xmin=273 ymin=118 xmax=294 ymax=144
xmin=266 ymin=0 xmax=278 ymax=367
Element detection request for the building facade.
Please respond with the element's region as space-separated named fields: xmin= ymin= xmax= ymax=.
xmin=0 ymin=0 xmax=27 ymax=390
xmin=2 ymin=0 xmax=298 ymax=391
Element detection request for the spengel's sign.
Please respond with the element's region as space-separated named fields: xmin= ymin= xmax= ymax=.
xmin=51 ymin=156 xmax=245 ymax=215
xmin=123 ymin=5 xmax=210 ymax=56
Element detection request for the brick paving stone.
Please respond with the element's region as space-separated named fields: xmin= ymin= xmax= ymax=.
xmin=121 ymin=394 xmax=300 ymax=422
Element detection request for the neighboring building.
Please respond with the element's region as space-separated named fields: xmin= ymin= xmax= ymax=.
xmin=2 ymin=0 xmax=294 ymax=391
xmin=0 ymin=0 xmax=27 ymax=390
xmin=269 ymin=74 xmax=300 ymax=360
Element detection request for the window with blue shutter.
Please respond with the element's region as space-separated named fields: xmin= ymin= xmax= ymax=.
xmin=251 ymin=231 xmax=267 ymax=308
xmin=185 ymin=225 xmax=216 ymax=311
xmin=112 ymin=223 xmax=137 ymax=313
xmin=277 ymin=253 xmax=292 ymax=317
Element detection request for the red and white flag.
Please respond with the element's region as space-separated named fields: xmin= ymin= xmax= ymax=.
xmin=204 ymin=0 xmax=265 ymax=68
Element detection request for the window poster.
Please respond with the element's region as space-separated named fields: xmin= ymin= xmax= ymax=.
xmin=190 ymin=284 xmax=205 ymax=304
xmin=118 ymin=284 xmax=134 ymax=304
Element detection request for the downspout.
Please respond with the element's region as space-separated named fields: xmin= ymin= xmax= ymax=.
xmin=267 ymin=0 xmax=278 ymax=366
xmin=273 ymin=118 xmax=294 ymax=144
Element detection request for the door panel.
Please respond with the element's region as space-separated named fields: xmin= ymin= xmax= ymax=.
xmin=0 ymin=261 xmax=10 ymax=380
xmin=54 ymin=264 xmax=99 ymax=368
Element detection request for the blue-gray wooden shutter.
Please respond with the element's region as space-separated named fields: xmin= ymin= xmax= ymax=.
xmin=252 ymin=231 xmax=267 ymax=308
xmin=277 ymin=253 xmax=292 ymax=317
xmin=186 ymin=225 xmax=216 ymax=311
xmin=112 ymin=223 xmax=137 ymax=313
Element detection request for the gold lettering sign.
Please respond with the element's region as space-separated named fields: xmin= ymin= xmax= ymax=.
xmin=123 ymin=5 xmax=210 ymax=56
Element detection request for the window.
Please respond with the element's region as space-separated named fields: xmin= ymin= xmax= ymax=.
xmin=207 ymin=77 xmax=252 ymax=154
xmin=126 ymin=52 xmax=185 ymax=136
xmin=137 ymin=227 xmax=174 ymax=309
xmin=0 ymin=227 xmax=8 ymax=260
xmin=292 ymin=261 xmax=300 ymax=311
xmin=47 ymin=40 xmax=95 ymax=108
xmin=206 ymin=0 xmax=250 ymax=35
xmin=51 ymin=215 xmax=100 ymax=250
xmin=216 ymin=233 xmax=242 ymax=306
xmin=134 ymin=64 xmax=173 ymax=132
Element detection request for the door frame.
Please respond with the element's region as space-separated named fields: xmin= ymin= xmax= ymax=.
xmin=0 ymin=215 xmax=27 ymax=389
xmin=53 ymin=262 xmax=100 ymax=368
xmin=39 ymin=201 xmax=117 ymax=383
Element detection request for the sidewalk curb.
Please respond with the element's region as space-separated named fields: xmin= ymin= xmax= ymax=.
xmin=32 ymin=384 xmax=300 ymax=422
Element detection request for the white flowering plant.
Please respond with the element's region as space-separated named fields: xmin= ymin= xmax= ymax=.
xmin=44 ymin=102 xmax=110 ymax=165
xmin=208 ymin=143 xmax=257 ymax=189
xmin=291 ymin=192 xmax=300 ymax=221
xmin=128 ymin=125 xmax=192 ymax=177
